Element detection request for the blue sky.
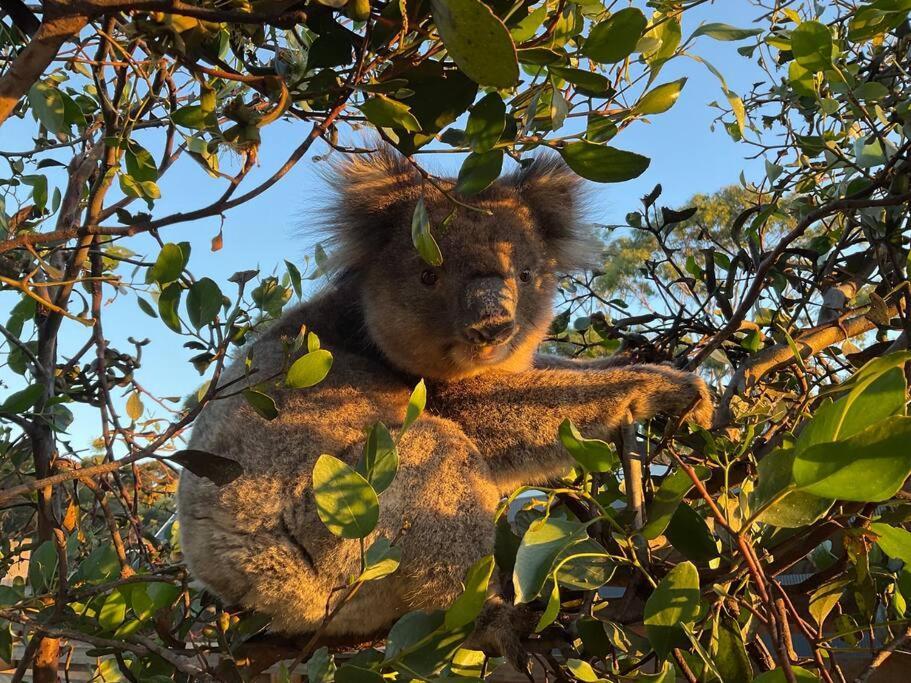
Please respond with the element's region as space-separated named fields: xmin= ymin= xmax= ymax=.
xmin=1 ymin=2 xmax=771 ymax=451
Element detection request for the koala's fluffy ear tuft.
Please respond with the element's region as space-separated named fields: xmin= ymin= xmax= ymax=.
xmin=317 ymin=145 xmax=421 ymax=273
xmin=511 ymin=155 xmax=596 ymax=271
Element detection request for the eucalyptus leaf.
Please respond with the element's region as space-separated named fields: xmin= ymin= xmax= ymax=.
xmin=312 ymin=454 xmax=380 ymax=539
xmin=430 ymin=0 xmax=518 ymax=88
xmin=286 ymin=349 xmax=334 ymax=388
xmin=170 ymin=449 xmax=244 ymax=486
xmin=582 ymin=8 xmax=647 ymax=64
xmin=560 ymin=141 xmax=650 ymax=183
xmin=643 ymin=561 xmax=700 ymax=657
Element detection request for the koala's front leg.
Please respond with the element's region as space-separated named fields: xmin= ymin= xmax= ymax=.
xmin=434 ymin=365 xmax=713 ymax=491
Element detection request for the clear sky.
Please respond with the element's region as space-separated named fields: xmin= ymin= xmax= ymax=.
xmin=1 ymin=2 xmax=771 ymax=451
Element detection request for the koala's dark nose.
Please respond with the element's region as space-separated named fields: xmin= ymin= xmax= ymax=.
xmin=462 ymin=275 xmax=517 ymax=345
xmin=464 ymin=319 xmax=515 ymax=345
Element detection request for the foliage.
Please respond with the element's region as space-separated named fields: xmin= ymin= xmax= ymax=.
xmin=0 ymin=0 xmax=910 ymax=682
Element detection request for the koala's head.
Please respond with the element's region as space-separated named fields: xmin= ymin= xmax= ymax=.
xmin=320 ymin=147 xmax=593 ymax=380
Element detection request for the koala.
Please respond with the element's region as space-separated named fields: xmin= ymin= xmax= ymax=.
xmin=177 ymin=148 xmax=713 ymax=664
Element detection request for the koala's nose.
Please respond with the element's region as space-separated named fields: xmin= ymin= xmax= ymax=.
xmin=464 ymin=319 xmax=515 ymax=345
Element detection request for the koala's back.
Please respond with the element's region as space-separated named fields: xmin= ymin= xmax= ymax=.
xmin=177 ymin=290 xmax=417 ymax=628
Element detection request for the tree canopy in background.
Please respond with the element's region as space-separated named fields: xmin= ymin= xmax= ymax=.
xmin=1 ymin=0 xmax=911 ymax=682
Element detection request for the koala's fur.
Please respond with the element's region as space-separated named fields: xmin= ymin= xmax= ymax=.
xmin=177 ymin=148 xmax=713 ymax=657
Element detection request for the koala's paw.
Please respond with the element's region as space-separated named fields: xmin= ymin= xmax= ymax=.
xmin=639 ymin=364 xmax=716 ymax=430
xmin=464 ymin=598 xmax=537 ymax=675
xmin=687 ymin=376 xmax=715 ymax=429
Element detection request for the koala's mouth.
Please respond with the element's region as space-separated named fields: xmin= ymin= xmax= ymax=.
xmin=465 ymin=335 xmax=517 ymax=364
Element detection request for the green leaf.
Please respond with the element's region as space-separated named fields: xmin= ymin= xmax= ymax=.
xmin=445 ymin=555 xmax=495 ymax=628
xmin=636 ymin=78 xmax=687 ymax=115
xmin=72 ymin=544 xmax=120 ymax=585
xmin=456 ymin=149 xmax=503 ymax=195
xmin=1 ymin=384 xmax=45 ymax=413
xmin=28 ymin=540 xmax=58 ymax=593
xmin=871 ymin=522 xmax=911 ymax=564
xmin=754 ymin=449 xmax=832 ymax=528
xmin=137 ymin=297 xmax=158 ymax=319
xmin=430 ymin=0 xmax=518 ymax=88
xmin=146 ymin=242 xmax=190 ymax=285
xmin=172 ymin=104 xmax=216 ymax=130
xmin=125 ymin=141 xmax=159 ymax=182
xmin=186 ymin=277 xmax=222 ymax=328
xmin=359 ymin=95 xmax=422 ymax=132
xmin=559 ymin=141 xmax=650 ymax=183
xmin=359 ymin=537 xmax=402 ymax=582
xmin=753 ymin=665 xmax=821 ymax=683
xmin=558 ymin=419 xmax=619 ymax=472
xmin=713 ymin=617 xmax=753 ymax=682
xmin=582 ymin=8 xmax=647 ymax=64
xmin=643 ymin=561 xmax=700 ymax=657
xmin=793 ymin=416 xmax=911 ymax=502
xmin=510 ymin=5 xmax=547 ymax=43
xmin=791 ymin=21 xmax=833 ymax=72
xmin=312 ymin=454 xmax=380 ymax=539
xmin=535 ymin=581 xmax=561 ymax=632
xmin=357 ymin=421 xmax=398 ymax=493
xmin=244 ymin=389 xmax=278 ymax=420
xmin=157 ymin=283 xmax=183 ymax=333
xmin=466 ymin=92 xmax=506 ymax=153
xmin=555 ymin=543 xmax=615 ymax=591
xmin=286 ymin=260 xmax=303 ymax=298
xmin=664 ymin=503 xmax=718 ymax=563
xmin=0 ymin=621 xmax=12 ymax=665
xmin=385 ymin=611 xmax=444 ymax=662
xmin=642 ymin=466 xmax=710 ymax=540
xmin=548 ymin=66 xmax=610 ymax=97
xmin=565 ymin=659 xmax=602 ymax=682
xmin=808 ymin=579 xmax=848 ymax=628
xmin=306 ymin=647 xmax=337 ymax=683
xmin=22 ymin=175 xmax=48 ymax=213
xmin=286 ymin=349 xmax=334 ymax=388
xmin=797 ymin=355 xmax=909 ymax=450
xmin=411 ymin=197 xmax=443 ymax=266
xmin=99 ymin=589 xmax=128 ymax=631
xmin=28 ymin=80 xmax=66 ymax=134
xmin=170 ymin=449 xmax=244 ymax=486
xmin=513 ymin=517 xmax=588 ymax=603
xmin=119 ymin=173 xmax=161 ymax=203
xmin=691 ymin=23 xmax=763 ymax=41
xmin=402 ymin=379 xmax=427 ymax=434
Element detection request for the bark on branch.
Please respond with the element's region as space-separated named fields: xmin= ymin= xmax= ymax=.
xmin=717 ymin=300 xmax=904 ymax=425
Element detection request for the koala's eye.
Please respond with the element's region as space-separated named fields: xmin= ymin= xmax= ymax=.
xmin=420 ymin=269 xmax=438 ymax=287
xmin=519 ymin=269 xmax=532 ymax=283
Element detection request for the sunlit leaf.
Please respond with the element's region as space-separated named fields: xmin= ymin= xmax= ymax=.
xmin=793 ymin=416 xmax=911 ymax=502
xmin=513 ymin=517 xmax=588 ymax=603
xmin=312 ymin=454 xmax=379 ymax=539
xmin=286 ymin=349 xmax=334 ymax=388
xmin=430 ymin=0 xmax=518 ymax=88
xmin=445 ymin=555 xmax=494 ymax=628
xmin=360 ymin=95 xmax=422 ymax=132
xmin=791 ymin=21 xmax=833 ymax=71
xmin=643 ymin=561 xmax=700 ymax=657
xmin=582 ymin=8 xmax=647 ymax=64
xmin=359 ymin=537 xmax=402 ymax=582
xmin=558 ymin=419 xmax=619 ymax=472
xmin=560 ymin=141 xmax=650 ymax=182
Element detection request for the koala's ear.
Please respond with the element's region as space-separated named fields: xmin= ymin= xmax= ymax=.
xmin=319 ymin=144 xmax=421 ymax=272
xmin=511 ymin=156 xmax=596 ymax=270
